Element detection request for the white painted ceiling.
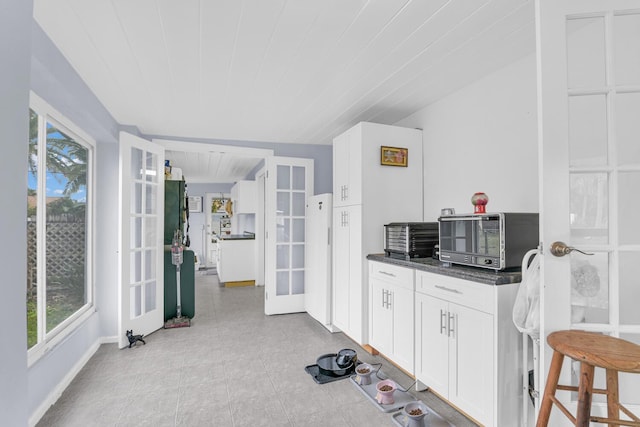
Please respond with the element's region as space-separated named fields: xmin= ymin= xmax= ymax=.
xmin=163 ymin=149 xmax=263 ymax=183
xmin=34 ymin=0 xmax=535 ymax=181
xmin=156 ymin=139 xmax=273 ymax=183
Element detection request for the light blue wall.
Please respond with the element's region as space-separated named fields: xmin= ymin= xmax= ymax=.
xmin=95 ymin=142 xmax=120 ymax=339
xmin=0 ymin=1 xmax=33 ymax=425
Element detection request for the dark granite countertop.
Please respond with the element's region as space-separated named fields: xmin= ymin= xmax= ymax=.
xmin=218 ymin=234 xmax=255 ymax=240
xmin=366 ymin=254 xmax=522 ymax=285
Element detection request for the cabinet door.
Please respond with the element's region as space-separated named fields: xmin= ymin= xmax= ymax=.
xmin=346 ymin=205 xmax=363 ymax=343
xmin=332 ymin=132 xmax=350 ymax=207
xmin=370 ymin=277 xmax=392 ymax=355
xmin=333 ymin=128 xmax=362 ymax=206
xmin=216 ymin=242 xmax=223 ymax=281
xmin=332 ymin=208 xmax=350 ymax=331
xmin=414 ymin=292 xmax=449 ymax=395
xmin=391 ymin=284 xmax=414 ymax=374
xmin=345 ymin=131 xmax=362 ymax=205
xmin=232 ymin=181 xmax=257 ymax=214
xmin=449 ymin=303 xmax=494 ymax=427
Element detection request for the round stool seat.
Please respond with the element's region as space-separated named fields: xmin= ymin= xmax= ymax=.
xmin=548 ymin=330 xmax=640 ymax=373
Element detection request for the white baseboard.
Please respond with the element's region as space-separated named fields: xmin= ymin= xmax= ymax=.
xmin=101 ymin=335 xmax=118 ymax=344
xmin=28 ymin=337 xmax=108 ymax=427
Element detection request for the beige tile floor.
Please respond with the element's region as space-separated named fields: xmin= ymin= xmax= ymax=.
xmin=37 ymin=271 xmax=480 ymax=426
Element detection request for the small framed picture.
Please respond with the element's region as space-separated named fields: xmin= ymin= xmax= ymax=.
xmin=188 ymin=196 xmax=203 ymax=213
xmin=380 ymin=146 xmax=408 ymax=167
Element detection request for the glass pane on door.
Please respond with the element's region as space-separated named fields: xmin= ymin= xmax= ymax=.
xmin=618 ymin=171 xmax=640 ymax=244
xmin=130 ymin=285 xmax=142 ymax=318
xmin=619 ymin=252 xmax=640 ymax=325
xmin=570 ymin=252 xmax=609 ymax=324
xmin=567 ymin=17 xmax=606 ymax=88
xmin=613 ymin=13 xmax=640 ymax=86
xmin=570 ymin=173 xmax=609 ymax=244
xmin=131 ymin=147 xmax=143 ymax=179
xmin=568 ymin=94 xmax=608 ymax=166
xmin=277 ymin=165 xmax=290 ymax=189
xmin=276 ymin=271 xmax=289 ymax=295
xmin=145 ymin=281 xmax=156 ymax=313
xmin=615 ymin=92 xmax=640 ymax=165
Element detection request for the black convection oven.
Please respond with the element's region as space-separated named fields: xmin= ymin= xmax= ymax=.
xmin=383 ymin=222 xmax=439 ymax=260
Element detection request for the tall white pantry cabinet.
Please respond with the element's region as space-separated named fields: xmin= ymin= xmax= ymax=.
xmin=332 ymin=122 xmax=423 ymax=345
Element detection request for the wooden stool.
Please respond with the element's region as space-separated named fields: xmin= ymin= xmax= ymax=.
xmin=536 ymin=330 xmax=640 ymax=427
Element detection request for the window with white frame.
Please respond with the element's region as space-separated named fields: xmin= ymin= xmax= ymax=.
xmin=27 ymin=93 xmax=94 ymax=355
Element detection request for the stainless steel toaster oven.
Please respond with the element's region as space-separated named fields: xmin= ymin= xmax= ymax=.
xmin=438 ymin=212 xmax=539 ymax=270
xmin=383 ymin=222 xmax=439 ymax=260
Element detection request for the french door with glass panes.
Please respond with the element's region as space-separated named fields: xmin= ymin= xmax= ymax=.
xmin=538 ymin=0 xmax=640 ymax=423
xmin=118 ymin=132 xmax=164 ymax=348
xmin=264 ymin=156 xmax=313 ymax=315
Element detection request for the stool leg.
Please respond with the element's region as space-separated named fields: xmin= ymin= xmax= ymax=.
xmin=576 ymin=362 xmax=595 ymax=427
xmin=536 ymin=350 xmax=565 ymax=427
xmin=606 ymin=368 xmax=620 ymax=427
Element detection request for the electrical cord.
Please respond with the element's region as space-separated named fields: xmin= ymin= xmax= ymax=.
xmin=367 ymin=361 xmax=417 ymax=393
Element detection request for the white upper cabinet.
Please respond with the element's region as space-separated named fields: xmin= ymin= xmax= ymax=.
xmin=231 ymin=180 xmax=257 ymax=214
xmin=333 ymin=127 xmax=363 ymax=206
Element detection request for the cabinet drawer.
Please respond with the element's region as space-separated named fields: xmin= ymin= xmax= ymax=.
xmin=369 ymin=261 xmax=414 ymax=291
xmin=416 ymin=271 xmax=494 ymax=314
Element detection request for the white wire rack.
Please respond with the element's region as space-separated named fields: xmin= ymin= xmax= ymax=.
xmin=519 ymin=248 xmax=541 ymax=427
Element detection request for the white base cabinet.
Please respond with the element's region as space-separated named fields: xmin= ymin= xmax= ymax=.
xmin=368 ymin=261 xmax=415 ymax=374
xmin=414 ymin=270 xmax=521 ymax=427
xmin=216 ymin=239 xmax=256 ymax=283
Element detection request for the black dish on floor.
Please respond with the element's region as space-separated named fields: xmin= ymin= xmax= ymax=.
xmin=316 ymin=352 xmax=357 ymax=377
xmin=305 ymin=360 xmax=360 ymax=384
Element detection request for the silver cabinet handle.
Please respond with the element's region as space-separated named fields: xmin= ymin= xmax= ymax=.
xmin=435 ymin=285 xmax=463 ymax=294
xmin=382 ymin=289 xmax=386 ymax=308
xmin=344 ymin=185 xmax=349 ymax=201
xmin=448 ymin=312 xmax=455 ymax=337
xmin=378 ymin=271 xmax=396 ymax=277
xmin=440 ymin=309 xmax=447 ymax=335
xmin=550 ymin=241 xmax=594 ymax=257
xmin=340 ymin=211 xmax=349 ymax=227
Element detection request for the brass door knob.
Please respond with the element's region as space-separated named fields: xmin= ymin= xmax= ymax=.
xmin=549 ymin=241 xmax=594 ymax=257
